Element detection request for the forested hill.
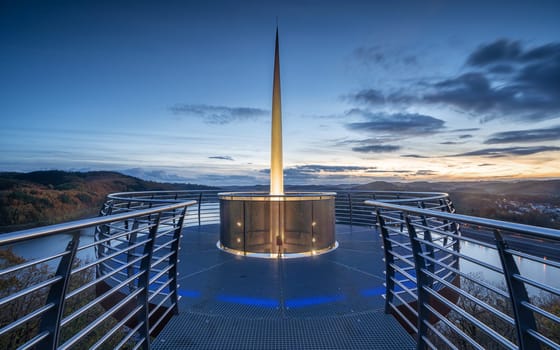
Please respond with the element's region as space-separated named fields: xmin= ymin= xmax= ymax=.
xmin=0 ymin=171 xmax=216 ymax=232
xmin=354 ymin=179 xmax=560 ymax=229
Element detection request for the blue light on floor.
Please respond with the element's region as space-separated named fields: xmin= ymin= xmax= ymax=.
xmin=217 ymin=295 xmax=280 ymax=308
xmin=285 ymin=295 xmax=345 ymax=308
xmin=361 ymin=286 xmax=385 ymax=296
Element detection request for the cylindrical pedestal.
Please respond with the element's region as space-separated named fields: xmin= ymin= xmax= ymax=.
xmin=218 ymin=192 xmax=337 ymax=258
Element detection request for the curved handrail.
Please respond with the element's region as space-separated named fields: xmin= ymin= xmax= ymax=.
xmin=365 ymin=199 xmax=560 ymax=349
xmin=217 ymin=191 xmax=337 ymax=199
xmin=104 ymin=190 xmax=451 ymax=227
xmin=366 ymin=200 xmax=560 ymax=241
xmin=0 ymin=200 xmax=196 ymax=349
xmin=0 ymin=202 xmax=194 ymax=245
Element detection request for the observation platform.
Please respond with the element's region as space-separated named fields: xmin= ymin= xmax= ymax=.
xmin=153 ymin=223 xmax=415 ymax=349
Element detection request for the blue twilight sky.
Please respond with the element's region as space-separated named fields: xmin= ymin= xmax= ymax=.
xmin=1 ymin=0 xmax=559 ymax=186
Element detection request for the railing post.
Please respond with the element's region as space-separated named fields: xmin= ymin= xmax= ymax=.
xmin=39 ymin=231 xmax=80 ymax=349
xmin=494 ymin=229 xmax=540 ymax=350
xmin=376 ymin=209 xmax=395 ymax=314
xmin=169 ymin=207 xmax=187 ymax=315
xmin=450 ymin=221 xmax=461 ymax=270
xmin=420 ymin=216 xmax=435 ymax=280
xmin=125 ymin=201 xmax=132 ymax=230
xmin=198 ymin=192 xmax=203 ymax=226
xmin=416 ymin=202 xmax=435 ymax=280
xmin=348 ymin=193 xmax=353 ymax=225
xmin=445 ymin=198 xmax=456 ymax=213
xmin=95 ymin=200 xmax=113 ymax=266
xmin=405 ymin=214 xmax=430 ymax=350
xmin=127 ymin=219 xmax=140 ymax=291
xmin=136 ymin=212 xmax=161 ymax=350
xmin=371 ymin=193 xmax=377 ymax=226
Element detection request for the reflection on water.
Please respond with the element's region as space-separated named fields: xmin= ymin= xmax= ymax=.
xmin=460 ymin=241 xmax=560 ymax=295
xmin=6 ymin=227 xmax=96 ymax=267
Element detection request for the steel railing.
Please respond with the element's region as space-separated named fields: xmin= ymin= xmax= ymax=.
xmin=106 ymin=190 xmax=452 ymax=227
xmin=0 ymin=189 xmax=454 ymax=350
xmin=366 ymin=200 xmax=560 ymax=350
xmin=0 ymin=200 xmax=195 ymax=350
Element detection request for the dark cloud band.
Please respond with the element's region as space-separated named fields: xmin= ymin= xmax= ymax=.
xmin=169 ymin=104 xmax=268 ymax=124
xmin=451 ymin=146 xmax=560 ymax=157
xmin=485 ymin=125 xmax=560 ymax=144
xmin=345 ymin=110 xmax=445 ymax=136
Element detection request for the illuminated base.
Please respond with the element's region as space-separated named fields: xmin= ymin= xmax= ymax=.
xmin=218 ymin=192 xmax=337 ymax=259
xmin=216 ymin=240 xmax=339 ymax=259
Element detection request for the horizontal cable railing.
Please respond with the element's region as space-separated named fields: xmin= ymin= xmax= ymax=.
xmin=365 ymin=200 xmax=560 ymax=350
xmin=0 ymin=200 xmax=195 ymax=350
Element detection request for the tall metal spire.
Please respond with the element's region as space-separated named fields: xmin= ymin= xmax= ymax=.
xmin=270 ymin=26 xmax=284 ymax=195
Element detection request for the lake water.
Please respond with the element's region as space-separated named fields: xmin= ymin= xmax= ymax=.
xmin=6 ymin=228 xmax=96 ymax=267
xmin=459 ymin=241 xmax=559 ymax=296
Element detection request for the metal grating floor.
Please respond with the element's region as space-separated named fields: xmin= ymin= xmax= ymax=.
xmin=153 ymin=224 xmax=415 ymax=349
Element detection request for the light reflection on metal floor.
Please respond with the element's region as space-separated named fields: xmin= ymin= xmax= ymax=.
xmin=153 ymin=224 xmax=415 ymax=349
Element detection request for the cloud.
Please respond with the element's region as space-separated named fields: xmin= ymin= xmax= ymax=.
xmin=349 ymin=40 xmax=560 ymax=123
xmin=345 ymin=110 xmax=445 ymax=136
xmin=459 ymin=134 xmax=473 ymax=139
xmin=425 ymin=40 xmax=560 ymax=122
xmin=260 ymin=164 xmax=384 ymax=183
xmin=424 ymin=73 xmax=509 ymax=116
xmin=353 ymin=46 xmax=385 ymax=64
xmin=414 ymin=170 xmax=438 ymax=176
xmin=121 ymin=168 xmax=192 ymax=183
xmin=335 ymin=137 xmax=399 ymax=147
xmin=484 ymin=125 xmax=560 ymax=144
xmin=352 ymin=144 xmax=401 ymax=153
xmin=467 ymin=39 xmax=560 ymax=66
xmin=424 ymin=70 xmax=560 ymax=122
xmin=259 ymin=164 xmax=421 ymax=184
xmin=169 ymin=104 xmax=268 ymax=124
xmin=341 ymin=111 xmax=444 ymax=154
xmin=346 ymin=89 xmax=416 ymax=106
xmin=347 ymin=89 xmax=385 ymax=105
xmin=450 ymin=128 xmax=480 ymax=132
xmin=489 ymin=65 xmax=515 ymax=74
xmin=209 ymin=155 xmax=234 ymax=161
xmin=440 ymin=141 xmax=462 ymax=145
xmin=200 ymin=174 xmax=259 ymax=184
xmin=450 ymin=146 xmax=560 ymax=157
xmin=478 ymin=163 xmax=495 ymax=167
xmin=467 ymin=39 xmax=523 ymax=66
xmin=401 ymin=154 xmax=430 ymax=158
xmin=403 ymin=55 xmax=418 ymax=65
xmin=353 ymin=46 xmax=418 ymax=68
xmin=366 ymin=169 xmax=412 ymax=173
xmin=261 ymin=164 xmax=375 ymax=176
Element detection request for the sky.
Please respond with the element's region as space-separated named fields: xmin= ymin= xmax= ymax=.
xmin=1 ymin=0 xmax=559 ymax=186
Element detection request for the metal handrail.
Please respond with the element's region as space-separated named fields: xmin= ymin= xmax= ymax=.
xmin=367 ymin=201 xmax=560 ymax=241
xmin=0 ymin=200 xmax=195 ymax=350
xmin=0 ymin=190 xmax=451 ymax=349
xmin=0 ymin=203 xmax=191 ymax=245
xmin=365 ymin=199 xmax=560 ymax=350
xmin=106 ymin=189 xmax=452 ymax=227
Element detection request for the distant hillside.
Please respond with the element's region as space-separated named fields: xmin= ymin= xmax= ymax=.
xmin=0 ymin=171 xmax=216 ymax=232
xmin=352 ymin=179 xmax=560 ymax=194
xmin=353 ymin=179 xmax=560 ymax=229
xmin=3 ymin=173 xmax=558 ymax=233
